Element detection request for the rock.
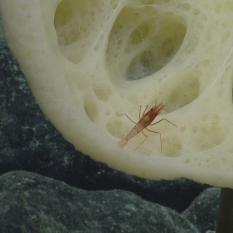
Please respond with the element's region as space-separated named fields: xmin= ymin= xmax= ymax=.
xmin=0 ymin=171 xmax=199 ymax=233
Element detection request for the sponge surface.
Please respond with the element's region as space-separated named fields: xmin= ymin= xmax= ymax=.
xmin=1 ymin=0 xmax=233 ymax=187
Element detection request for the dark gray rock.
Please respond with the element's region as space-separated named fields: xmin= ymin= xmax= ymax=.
xmin=0 ymin=171 xmax=199 ymax=233
xmin=182 ymin=188 xmax=220 ymax=233
xmin=0 ymin=18 xmax=5 ymax=43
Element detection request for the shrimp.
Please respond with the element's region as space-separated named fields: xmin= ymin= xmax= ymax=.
xmin=118 ymin=102 xmax=177 ymax=150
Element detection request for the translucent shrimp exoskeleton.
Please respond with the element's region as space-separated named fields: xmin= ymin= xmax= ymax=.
xmin=117 ymin=139 xmax=128 ymax=148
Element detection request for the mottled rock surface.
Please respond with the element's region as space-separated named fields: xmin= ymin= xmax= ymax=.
xmin=0 ymin=171 xmax=207 ymax=233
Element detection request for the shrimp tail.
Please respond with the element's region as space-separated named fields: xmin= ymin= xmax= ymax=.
xmin=117 ymin=138 xmax=128 ymax=148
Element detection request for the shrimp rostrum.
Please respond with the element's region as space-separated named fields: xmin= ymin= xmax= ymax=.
xmin=118 ymin=102 xmax=177 ymax=151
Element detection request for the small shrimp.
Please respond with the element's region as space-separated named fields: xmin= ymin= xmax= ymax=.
xmin=118 ymin=102 xmax=177 ymax=150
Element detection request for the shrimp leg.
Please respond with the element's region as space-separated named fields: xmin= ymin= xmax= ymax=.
xmin=120 ymin=104 xmax=149 ymax=124
xmin=134 ymin=130 xmax=148 ymax=151
xmin=135 ymin=127 xmax=161 ymax=150
xmin=119 ymin=113 xmax=137 ymax=124
xmin=145 ymin=128 xmax=162 ymax=150
xmin=147 ymin=118 xmax=177 ymax=150
xmin=150 ymin=118 xmax=177 ymax=127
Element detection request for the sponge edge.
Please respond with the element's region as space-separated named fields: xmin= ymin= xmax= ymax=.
xmin=1 ymin=0 xmax=233 ymax=188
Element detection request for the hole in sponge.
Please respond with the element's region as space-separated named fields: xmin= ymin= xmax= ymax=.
xmin=54 ymin=0 xmax=102 ymax=63
xmin=129 ymin=23 xmax=150 ymax=45
xmin=161 ymin=136 xmax=182 ymax=157
xmin=93 ymin=84 xmax=112 ymax=101
xmin=107 ymin=6 xmax=186 ymax=81
xmin=106 ymin=119 xmax=132 ymax=138
xmin=54 ymin=0 xmax=89 ymax=46
xmin=84 ymin=96 xmax=98 ymax=122
xmin=191 ymin=124 xmax=229 ymax=151
xmin=165 ymin=74 xmax=200 ymax=112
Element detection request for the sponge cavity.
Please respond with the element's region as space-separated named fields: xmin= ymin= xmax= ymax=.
xmin=54 ymin=0 xmax=116 ymax=64
xmin=164 ymin=73 xmax=200 ymax=112
xmin=93 ymin=84 xmax=112 ymax=101
xmin=107 ymin=6 xmax=186 ymax=81
xmin=191 ymin=113 xmax=229 ymax=151
xmin=84 ymin=96 xmax=98 ymax=122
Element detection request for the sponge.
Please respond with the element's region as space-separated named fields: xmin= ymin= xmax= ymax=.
xmin=1 ymin=0 xmax=233 ymax=188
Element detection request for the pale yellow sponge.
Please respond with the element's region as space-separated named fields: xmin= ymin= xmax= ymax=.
xmin=1 ymin=0 xmax=233 ymax=187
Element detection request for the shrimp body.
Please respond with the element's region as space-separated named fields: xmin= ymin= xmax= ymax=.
xmin=118 ymin=121 xmax=145 ymax=149
xmin=118 ymin=102 xmax=177 ymax=150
